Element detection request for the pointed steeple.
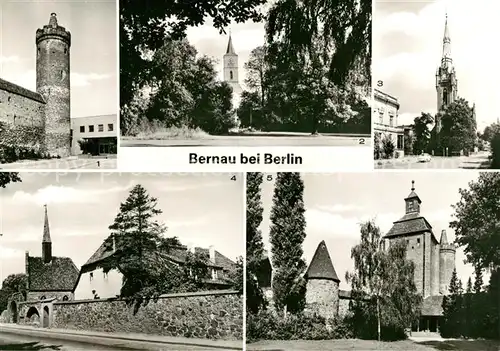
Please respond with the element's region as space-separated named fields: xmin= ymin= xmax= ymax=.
xmin=226 ymin=32 xmax=235 ymax=55
xmin=42 ymin=205 xmax=52 ymax=263
xmin=441 ymin=13 xmax=452 ymax=68
xmin=49 ymin=13 xmax=58 ymax=27
xmin=305 ymin=240 xmax=340 ymax=282
xmin=440 ymin=229 xmax=448 ymax=245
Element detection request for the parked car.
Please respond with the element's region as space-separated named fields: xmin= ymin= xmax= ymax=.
xmin=417 ymin=153 xmax=432 ymax=162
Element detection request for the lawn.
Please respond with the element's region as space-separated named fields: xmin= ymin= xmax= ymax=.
xmin=246 ymin=339 xmax=500 ymax=351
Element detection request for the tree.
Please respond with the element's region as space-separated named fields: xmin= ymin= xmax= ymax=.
xmin=451 ymin=172 xmax=500 ymax=336
xmin=441 ymin=268 xmax=463 ymax=337
xmin=266 ymin=0 xmax=371 ymax=88
xmin=374 ymin=132 xmax=381 ymax=159
xmin=99 ymin=184 xmax=205 ymax=312
xmin=0 ymin=172 xmax=21 ymax=188
xmin=464 ymin=277 xmax=473 ymax=336
xmin=0 ymin=274 xmax=27 ymax=314
xmin=439 ymin=98 xmax=477 ymax=153
xmin=413 ymin=113 xmax=434 ymax=154
xmin=120 ymin=0 xmax=266 ymax=132
xmin=474 ymin=265 xmax=483 ymax=294
xmin=245 ymin=46 xmax=267 ymax=106
xmin=382 ymin=135 xmax=395 ymax=159
xmin=246 ymin=172 xmax=267 ymax=314
xmin=269 ymin=173 xmax=306 ymax=315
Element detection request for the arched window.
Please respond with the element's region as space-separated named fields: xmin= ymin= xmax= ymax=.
xmin=62 ymin=295 xmax=69 ymax=301
xmin=443 ymin=89 xmax=448 ymax=106
xmin=40 ymin=295 xmax=46 ymax=300
xmin=230 ymin=71 xmax=233 ymax=80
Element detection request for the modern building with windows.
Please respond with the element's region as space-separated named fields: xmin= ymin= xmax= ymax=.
xmin=373 ymin=89 xmax=405 ymax=157
xmin=71 ymin=114 xmax=117 ymax=155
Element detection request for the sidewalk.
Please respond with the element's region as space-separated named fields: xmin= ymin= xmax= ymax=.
xmin=0 ymin=323 xmax=243 ymax=350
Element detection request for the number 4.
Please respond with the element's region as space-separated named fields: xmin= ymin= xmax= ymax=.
xmin=231 ymin=175 xmax=237 ymax=181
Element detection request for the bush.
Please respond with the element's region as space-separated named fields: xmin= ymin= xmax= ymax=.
xmin=246 ymin=310 xmax=353 ymax=342
xmin=491 ymin=133 xmax=500 ymax=169
xmin=0 ymin=144 xmax=51 ymax=164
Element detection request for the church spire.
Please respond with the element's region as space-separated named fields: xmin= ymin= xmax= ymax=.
xmin=48 ymin=12 xmax=58 ymax=27
xmin=42 ymin=204 xmax=52 ymax=263
xmin=441 ymin=13 xmax=452 ymax=68
xmin=226 ymin=32 xmax=235 ymax=55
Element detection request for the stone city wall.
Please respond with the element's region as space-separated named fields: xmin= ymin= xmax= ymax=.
xmin=51 ymin=290 xmax=243 ymax=340
xmin=0 ymin=88 xmax=45 ymax=150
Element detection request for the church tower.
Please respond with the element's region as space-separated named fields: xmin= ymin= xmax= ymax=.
xmin=435 ymin=14 xmax=458 ymax=133
xmin=42 ymin=204 xmax=52 ymax=264
xmin=223 ymin=33 xmax=242 ymax=95
xmin=36 ymin=13 xmax=71 ymax=157
xmin=439 ymin=229 xmax=456 ymax=294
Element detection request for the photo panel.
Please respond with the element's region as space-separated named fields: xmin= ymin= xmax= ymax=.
xmin=0 ymin=171 xmax=244 ymax=350
xmin=246 ymin=171 xmax=499 ymax=349
xmin=373 ymin=0 xmax=500 ymax=170
xmin=119 ymin=1 xmax=372 ymax=171
xmin=0 ymin=0 xmax=118 ymax=170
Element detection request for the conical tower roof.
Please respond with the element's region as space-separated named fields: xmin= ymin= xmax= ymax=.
xmin=441 ymin=13 xmax=452 ymax=68
xmin=405 ymin=180 xmax=422 ymax=203
xmin=42 ymin=204 xmax=51 ymax=243
xmin=305 ymin=240 xmax=339 ymax=282
xmin=226 ymin=33 xmax=235 ymax=55
xmin=440 ymin=229 xmax=448 ymax=245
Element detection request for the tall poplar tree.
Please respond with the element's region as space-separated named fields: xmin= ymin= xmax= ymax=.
xmin=246 ymin=172 xmax=267 ymax=313
xmin=269 ymin=172 xmax=307 ymax=315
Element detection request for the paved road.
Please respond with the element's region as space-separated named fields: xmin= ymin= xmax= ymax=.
xmin=0 ymin=332 xmax=121 ymax=350
xmin=122 ymin=135 xmax=370 ymax=147
xmin=0 ymin=331 xmax=230 ymax=350
xmin=0 ymin=158 xmax=117 ymax=170
xmin=375 ymin=152 xmax=491 ymax=170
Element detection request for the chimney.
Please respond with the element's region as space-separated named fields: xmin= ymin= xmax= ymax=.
xmin=209 ymin=245 xmax=216 ymax=264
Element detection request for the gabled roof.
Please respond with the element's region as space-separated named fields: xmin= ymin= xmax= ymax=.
xmin=27 ymin=256 xmax=79 ymax=291
xmin=0 ymin=78 xmax=45 ymax=103
xmin=82 ymin=239 xmax=235 ymax=273
xmin=304 ymin=240 xmax=340 ymax=282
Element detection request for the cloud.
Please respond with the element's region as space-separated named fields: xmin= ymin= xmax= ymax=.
xmin=316 ymin=204 xmax=364 ymax=213
xmin=159 ymin=180 xmax=227 ymax=193
xmin=71 ymin=72 xmax=113 ymax=87
xmin=11 ymin=181 xmax=135 ymax=205
xmin=0 ymin=70 xmax=112 ymax=91
xmin=0 ymin=245 xmax=24 ymax=259
xmin=374 ymin=0 xmax=500 ymax=131
xmin=0 ymin=56 xmax=20 ymax=63
xmin=305 ymin=207 xmax=454 ymax=240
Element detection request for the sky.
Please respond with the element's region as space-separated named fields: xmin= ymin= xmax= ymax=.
xmin=374 ymin=0 xmax=500 ymax=132
xmin=0 ymin=0 xmax=117 ymax=118
xmin=259 ymin=172 xmax=489 ymax=291
xmin=0 ymin=172 xmax=244 ymax=284
xmin=186 ymin=3 xmax=271 ymax=89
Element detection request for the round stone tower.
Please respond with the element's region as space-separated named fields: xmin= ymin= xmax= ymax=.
xmin=304 ymin=241 xmax=340 ymax=320
xmin=36 ymin=13 xmax=71 ymax=157
xmin=439 ymin=229 xmax=456 ymax=294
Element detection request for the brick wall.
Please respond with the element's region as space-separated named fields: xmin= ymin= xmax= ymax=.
xmin=338 ymin=297 xmax=351 ymax=318
xmin=51 ymin=290 xmax=242 ymax=340
xmin=305 ymin=279 xmax=339 ymax=320
xmin=0 ymin=89 xmax=45 ymax=149
xmin=27 ymin=291 xmax=74 ymax=302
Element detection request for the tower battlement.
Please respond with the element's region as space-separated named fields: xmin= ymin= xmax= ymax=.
xmin=36 ymin=13 xmax=71 ymax=46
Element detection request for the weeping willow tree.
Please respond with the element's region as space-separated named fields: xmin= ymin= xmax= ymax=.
xmin=266 ymin=0 xmax=371 ymax=90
